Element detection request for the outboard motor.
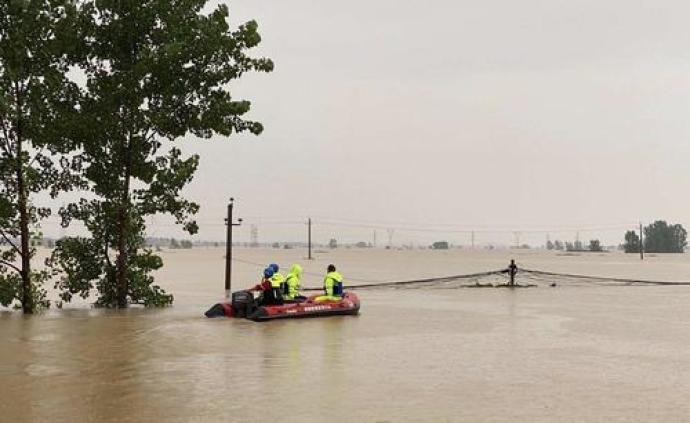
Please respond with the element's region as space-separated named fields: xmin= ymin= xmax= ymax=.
xmin=231 ymin=290 xmax=256 ymax=318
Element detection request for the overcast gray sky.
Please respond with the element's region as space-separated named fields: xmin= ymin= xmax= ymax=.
xmin=45 ymin=1 xmax=690 ymax=246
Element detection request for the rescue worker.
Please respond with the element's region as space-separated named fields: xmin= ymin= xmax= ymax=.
xmin=315 ymin=264 xmax=344 ymax=302
xmin=269 ymin=263 xmax=286 ymax=295
xmin=284 ymin=264 xmax=306 ymax=301
xmin=252 ymin=267 xmax=283 ymax=305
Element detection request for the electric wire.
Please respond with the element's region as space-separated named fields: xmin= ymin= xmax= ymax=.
xmin=520 ymin=269 xmax=690 ymax=286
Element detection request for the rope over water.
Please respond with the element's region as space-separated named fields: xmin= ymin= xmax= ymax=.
xmin=520 ymin=269 xmax=690 ymax=286
xmin=231 ymin=256 xmax=690 ymax=290
xmin=302 ymin=269 xmax=512 ymax=291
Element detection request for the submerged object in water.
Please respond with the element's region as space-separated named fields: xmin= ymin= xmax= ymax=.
xmin=205 ymin=290 xmax=360 ymax=321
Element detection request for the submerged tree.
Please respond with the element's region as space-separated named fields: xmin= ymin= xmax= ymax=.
xmin=588 ymin=239 xmax=603 ymax=252
xmin=643 ymin=220 xmax=687 ymax=253
xmin=0 ymin=1 xmax=84 ymax=312
xmin=50 ymin=0 xmax=273 ymax=307
xmin=622 ymin=230 xmax=640 ymax=254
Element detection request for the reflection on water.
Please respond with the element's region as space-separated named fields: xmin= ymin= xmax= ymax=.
xmin=3 ymin=248 xmax=690 ymax=421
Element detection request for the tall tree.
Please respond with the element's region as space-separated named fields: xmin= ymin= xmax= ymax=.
xmin=0 ymin=0 xmax=84 ymax=312
xmin=51 ymin=0 xmax=273 ymax=307
xmin=622 ymin=230 xmax=640 ymax=253
xmin=643 ymin=220 xmax=687 ymax=253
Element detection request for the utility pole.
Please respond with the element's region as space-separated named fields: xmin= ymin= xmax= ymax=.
xmin=373 ymin=230 xmax=377 ymax=248
xmin=513 ymin=231 xmax=521 ymax=249
xmin=224 ymin=198 xmax=242 ymax=299
xmin=471 ymin=231 xmax=475 ymax=249
xmin=250 ymin=224 xmax=258 ymax=247
xmin=307 ymin=218 xmax=313 ymax=260
xmin=639 ymin=222 xmax=644 ymax=261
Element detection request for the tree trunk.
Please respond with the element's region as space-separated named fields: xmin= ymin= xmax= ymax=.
xmin=13 ymin=81 xmax=33 ymax=314
xmin=115 ymin=202 xmax=127 ymax=308
xmin=115 ymin=133 xmax=132 ymax=308
xmin=115 ymin=170 xmax=131 ymax=308
xmin=16 ymin=131 xmax=32 ymax=314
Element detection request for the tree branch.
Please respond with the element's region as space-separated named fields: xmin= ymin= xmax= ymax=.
xmin=104 ymin=230 xmax=113 ymax=269
xmin=28 ymin=146 xmax=46 ymax=167
xmin=0 ymin=118 xmax=14 ymax=158
xmin=0 ymin=259 xmax=20 ymax=273
xmin=0 ymin=229 xmax=20 ymax=254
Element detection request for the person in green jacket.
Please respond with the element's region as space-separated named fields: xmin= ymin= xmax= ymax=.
xmin=315 ymin=264 xmax=344 ymax=302
xmin=284 ymin=264 xmax=306 ymax=301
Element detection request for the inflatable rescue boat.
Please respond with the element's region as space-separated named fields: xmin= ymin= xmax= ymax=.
xmin=205 ymin=290 xmax=360 ymax=321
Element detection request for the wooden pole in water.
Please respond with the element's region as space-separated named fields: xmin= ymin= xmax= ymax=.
xmin=308 ymin=218 xmax=313 ymax=260
xmin=224 ymin=198 xmax=242 ymax=299
xmin=639 ymin=222 xmax=644 ymax=261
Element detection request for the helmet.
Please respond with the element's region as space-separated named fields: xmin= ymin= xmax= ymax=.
xmin=269 ymin=263 xmax=279 ymax=273
xmin=264 ymin=268 xmax=274 ymax=278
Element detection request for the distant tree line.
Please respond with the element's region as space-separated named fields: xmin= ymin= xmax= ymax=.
xmin=169 ymin=239 xmax=193 ymax=250
xmin=623 ymin=220 xmax=687 ymax=253
xmin=546 ymin=239 xmax=603 ymax=252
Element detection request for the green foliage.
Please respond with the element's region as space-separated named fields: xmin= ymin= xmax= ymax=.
xmin=0 ymin=272 xmax=19 ymax=307
xmin=643 ymin=221 xmax=687 ymax=253
xmin=623 ymin=230 xmax=640 ymax=253
xmin=0 ymin=268 xmax=50 ymax=310
xmin=48 ymin=237 xmax=102 ymax=303
xmin=53 ymin=0 xmax=272 ymax=307
xmin=49 ymin=233 xmax=173 ymax=307
xmin=25 ymin=269 xmax=51 ymax=310
xmin=0 ymin=0 xmax=86 ymax=312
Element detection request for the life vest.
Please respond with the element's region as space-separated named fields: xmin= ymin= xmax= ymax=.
xmin=270 ymin=272 xmax=285 ymax=288
xmin=324 ymin=271 xmax=344 ymax=297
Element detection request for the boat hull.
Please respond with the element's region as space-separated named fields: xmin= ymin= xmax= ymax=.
xmin=205 ymin=291 xmax=360 ymax=321
xmin=250 ymin=293 xmax=360 ymax=321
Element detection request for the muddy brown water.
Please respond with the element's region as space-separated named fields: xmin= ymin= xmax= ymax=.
xmin=2 ymin=248 xmax=690 ymax=422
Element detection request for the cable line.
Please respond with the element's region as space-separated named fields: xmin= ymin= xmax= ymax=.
xmin=520 ymin=269 xmax=690 ymax=286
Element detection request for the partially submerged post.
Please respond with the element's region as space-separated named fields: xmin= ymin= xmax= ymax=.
xmin=224 ymin=198 xmax=242 ymax=299
xmin=508 ymin=259 xmax=518 ymax=286
xmin=308 ymin=217 xmax=313 ymax=260
xmin=639 ymin=222 xmax=644 ymax=261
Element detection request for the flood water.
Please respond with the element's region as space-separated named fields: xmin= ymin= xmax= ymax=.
xmin=3 ymin=248 xmax=690 ymax=422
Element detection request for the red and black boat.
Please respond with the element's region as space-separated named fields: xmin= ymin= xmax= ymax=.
xmin=205 ymin=290 xmax=360 ymax=321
